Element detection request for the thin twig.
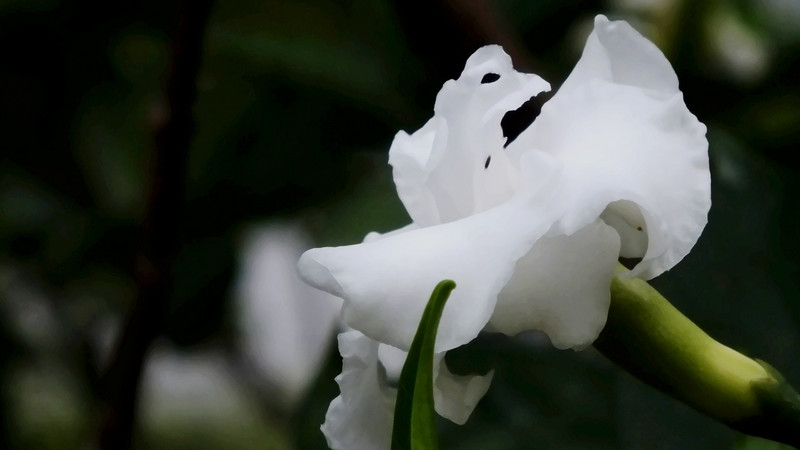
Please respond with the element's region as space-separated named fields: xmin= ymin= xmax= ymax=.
xmin=96 ymin=1 xmax=214 ymax=448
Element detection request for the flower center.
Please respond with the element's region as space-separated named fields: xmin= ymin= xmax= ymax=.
xmin=600 ymin=200 xmax=648 ymax=258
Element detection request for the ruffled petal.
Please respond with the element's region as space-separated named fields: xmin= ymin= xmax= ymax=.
xmin=323 ymin=330 xmax=492 ymax=449
xmin=508 ymin=15 xmax=710 ymax=279
xmin=322 ymin=330 xmax=395 ymax=450
xmin=388 ymin=118 xmax=446 ymax=226
xmin=389 ymin=45 xmax=550 ymax=226
xmin=377 ymin=343 xmax=493 ymax=425
xmin=433 ymin=355 xmax=493 ymax=425
xmin=298 ymin=152 xmax=565 ymax=353
xmin=559 ymin=15 xmax=679 ymax=95
xmin=488 ymin=220 xmax=620 ymax=349
xmin=377 ymin=341 xmax=407 ymax=381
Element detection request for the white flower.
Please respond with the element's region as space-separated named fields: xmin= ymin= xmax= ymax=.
xmin=298 ymin=15 xmax=710 ymax=449
xmin=234 ymin=223 xmax=341 ymax=409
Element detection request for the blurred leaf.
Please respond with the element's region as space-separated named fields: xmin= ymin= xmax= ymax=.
xmin=73 ymin=84 xmax=157 ymax=219
xmin=734 ymin=435 xmax=793 ymax=450
xmin=307 ymin=154 xmax=409 ymax=247
xmin=206 ymin=0 xmax=416 ymax=119
xmin=211 ymin=30 xmax=396 ymax=107
xmin=109 ymin=28 xmax=169 ymax=86
xmin=0 ymin=0 xmax=58 ymax=13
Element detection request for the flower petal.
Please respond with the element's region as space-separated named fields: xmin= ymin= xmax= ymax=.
xmin=322 ymin=330 xmax=395 ymax=450
xmin=377 ymin=343 xmax=492 ymax=425
xmin=388 ymin=118 xmax=445 ymax=226
xmin=389 ymin=45 xmax=550 ymax=226
xmin=323 ymin=330 xmax=493 ymax=449
xmin=559 ymin=15 xmax=679 ymax=95
xmin=298 ymin=152 xmax=565 ymax=353
xmin=235 ymin=223 xmax=341 ymax=408
xmin=433 ymin=355 xmax=493 ymax=425
xmin=508 ymin=15 xmax=710 ymax=279
xmin=488 ymin=220 xmax=620 ymax=349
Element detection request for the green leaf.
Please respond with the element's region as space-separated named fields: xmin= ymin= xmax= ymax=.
xmin=391 ymin=279 xmax=456 ymax=450
xmin=734 ymin=435 xmax=793 ymax=450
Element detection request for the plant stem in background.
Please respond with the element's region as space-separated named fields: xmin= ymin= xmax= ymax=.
xmin=96 ymin=1 xmax=214 ymax=448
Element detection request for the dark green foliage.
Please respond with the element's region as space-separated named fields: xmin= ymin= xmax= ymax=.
xmin=392 ymin=280 xmax=456 ymax=450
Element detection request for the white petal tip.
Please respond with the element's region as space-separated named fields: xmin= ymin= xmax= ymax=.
xmin=594 ymin=14 xmax=609 ymax=25
xmin=465 ymin=44 xmax=511 ymax=68
xmin=297 ymin=249 xmax=344 ymax=298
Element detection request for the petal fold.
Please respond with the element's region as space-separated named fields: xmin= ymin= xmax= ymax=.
xmin=389 ymin=45 xmax=550 ymax=226
xmin=433 ymin=356 xmax=493 ymax=425
xmin=298 ymin=152 xmax=564 ymax=353
xmin=508 ymin=15 xmax=710 ymax=279
xmin=322 ymin=330 xmax=492 ymax=450
xmin=560 ymin=15 xmax=679 ymax=95
xmin=488 ymin=220 xmax=620 ymax=349
xmin=322 ymin=330 xmax=395 ymax=450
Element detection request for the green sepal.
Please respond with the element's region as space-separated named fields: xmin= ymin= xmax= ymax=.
xmin=391 ymin=280 xmax=456 ymax=450
xmin=731 ymin=360 xmax=800 ymax=448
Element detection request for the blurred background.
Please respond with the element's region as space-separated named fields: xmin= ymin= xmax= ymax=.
xmin=1 ymin=0 xmax=799 ymax=448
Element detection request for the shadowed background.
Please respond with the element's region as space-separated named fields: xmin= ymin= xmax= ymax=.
xmin=1 ymin=0 xmax=799 ymax=449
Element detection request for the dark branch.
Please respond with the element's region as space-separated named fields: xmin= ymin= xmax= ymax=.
xmin=96 ymin=1 xmax=214 ymax=448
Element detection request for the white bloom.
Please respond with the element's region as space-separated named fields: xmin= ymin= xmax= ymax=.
xmin=235 ymin=223 xmax=341 ymax=409
xmin=299 ymin=15 xmax=710 ymax=449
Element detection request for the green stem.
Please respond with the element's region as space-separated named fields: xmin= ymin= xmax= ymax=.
xmin=594 ymin=265 xmax=800 ymax=448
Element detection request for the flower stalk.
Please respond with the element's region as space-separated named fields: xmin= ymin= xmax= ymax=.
xmin=594 ymin=265 xmax=800 ymax=448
